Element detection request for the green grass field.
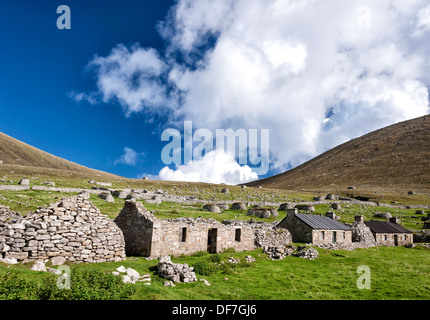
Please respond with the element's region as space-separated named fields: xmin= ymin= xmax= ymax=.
xmin=0 ymin=185 xmax=429 ymax=300
xmin=1 ymin=245 xmax=430 ymax=300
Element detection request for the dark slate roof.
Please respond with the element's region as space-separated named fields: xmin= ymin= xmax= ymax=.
xmin=294 ymin=213 xmax=351 ymax=230
xmin=364 ymin=221 xmax=412 ymax=234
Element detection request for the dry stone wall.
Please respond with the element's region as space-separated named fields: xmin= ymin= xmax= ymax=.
xmin=0 ymin=193 xmax=126 ymax=263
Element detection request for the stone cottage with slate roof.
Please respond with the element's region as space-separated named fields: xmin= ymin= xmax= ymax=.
xmin=277 ymin=209 xmax=352 ymax=245
xmin=364 ymin=218 xmax=413 ymax=246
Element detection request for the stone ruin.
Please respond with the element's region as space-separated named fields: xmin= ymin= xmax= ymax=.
xmin=0 ymin=193 xmax=126 ymax=264
xmin=263 ymin=245 xmax=319 ymax=260
xmin=114 ymin=200 xmax=292 ymax=258
xmin=157 ymin=255 xmax=197 ymax=283
xmin=350 ymin=215 xmax=376 ymax=246
xmin=115 ymin=200 xmax=256 ymax=258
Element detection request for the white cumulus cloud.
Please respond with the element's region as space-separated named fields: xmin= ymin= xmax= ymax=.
xmin=77 ymin=0 xmax=430 ymax=181
xmin=158 ymin=150 xmax=258 ymax=185
xmin=114 ymin=147 xmax=144 ymax=166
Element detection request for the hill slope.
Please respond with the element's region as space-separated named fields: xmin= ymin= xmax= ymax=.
xmin=246 ymin=115 xmax=430 ymax=193
xmin=0 ymin=131 xmax=120 ymax=180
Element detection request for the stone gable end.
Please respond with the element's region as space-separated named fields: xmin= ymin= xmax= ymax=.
xmin=0 ymin=194 xmax=126 ymax=263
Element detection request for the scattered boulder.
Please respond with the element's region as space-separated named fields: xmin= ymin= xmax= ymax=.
xmin=0 ymin=257 xmax=18 ymax=264
xmin=221 ymin=188 xmax=230 ymax=194
xmin=113 ymin=265 xmax=151 ymax=284
xmin=126 ymin=268 xmax=141 ymax=282
xmin=203 ymin=204 xmax=221 ymax=213
xmin=200 ymin=278 xmax=211 ymax=286
xmin=116 ymin=266 xmax=127 ymax=273
xmin=415 ymin=210 xmax=426 ymax=215
xmin=31 ymin=260 xmax=46 ymax=272
xmin=51 ymin=256 xmax=66 ymax=266
xmin=231 ymin=202 xmax=247 ymax=210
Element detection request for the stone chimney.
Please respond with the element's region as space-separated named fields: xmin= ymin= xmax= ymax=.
xmin=389 ymin=217 xmax=400 ymax=224
xmin=354 ymin=215 xmax=364 ymax=223
xmin=286 ymin=208 xmax=298 ymax=215
xmin=325 ymin=211 xmax=336 ymax=220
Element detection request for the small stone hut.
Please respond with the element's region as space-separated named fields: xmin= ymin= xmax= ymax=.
xmin=364 ymin=218 xmax=413 ymax=246
xmin=277 ymin=209 xmax=352 ymax=245
xmin=0 ymin=194 xmax=126 ymax=263
xmin=114 ymin=200 xmax=255 ymax=258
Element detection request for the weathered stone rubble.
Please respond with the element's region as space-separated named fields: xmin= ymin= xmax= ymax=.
xmin=0 ymin=193 xmax=126 ymax=263
xmin=157 ymin=255 xmax=197 ymax=283
xmin=263 ymin=245 xmax=319 ymax=260
xmin=112 ymin=265 xmax=151 ymax=284
xmin=263 ymin=245 xmax=297 ymax=260
xmin=293 ymin=246 xmax=319 ymax=260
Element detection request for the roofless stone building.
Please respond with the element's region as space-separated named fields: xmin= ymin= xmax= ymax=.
xmin=114 ymin=200 xmax=256 ymax=258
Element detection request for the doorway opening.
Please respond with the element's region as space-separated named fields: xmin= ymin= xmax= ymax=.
xmin=207 ymin=228 xmax=218 ymax=253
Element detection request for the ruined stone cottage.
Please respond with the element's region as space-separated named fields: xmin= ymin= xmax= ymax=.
xmin=114 ymin=200 xmax=289 ymax=258
xmin=0 ymin=193 xmax=126 ymax=263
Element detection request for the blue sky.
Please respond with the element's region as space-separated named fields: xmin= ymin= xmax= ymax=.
xmin=0 ymin=1 xmax=173 ymax=179
xmin=1 ymin=1 xmax=429 ymax=184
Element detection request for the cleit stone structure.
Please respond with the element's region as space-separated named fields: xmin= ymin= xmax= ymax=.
xmin=0 ymin=193 xmax=126 ymax=263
